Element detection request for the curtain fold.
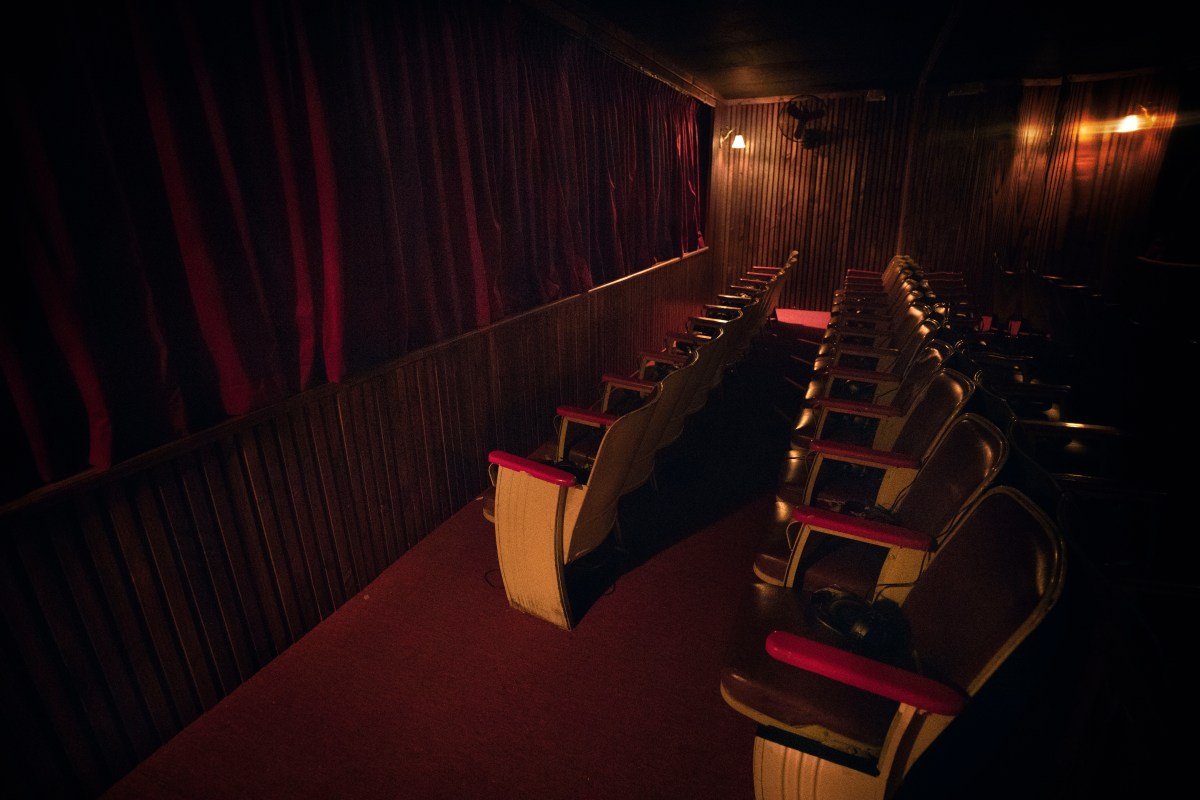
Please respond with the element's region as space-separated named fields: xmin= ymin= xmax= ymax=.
xmin=1 ymin=0 xmax=707 ymax=504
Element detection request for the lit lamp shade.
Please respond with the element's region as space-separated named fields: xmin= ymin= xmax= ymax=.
xmin=731 ymin=134 xmax=746 ymax=149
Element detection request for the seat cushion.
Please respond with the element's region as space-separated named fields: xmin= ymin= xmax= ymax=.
xmin=720 ymin=582 xmax=900 ymax=755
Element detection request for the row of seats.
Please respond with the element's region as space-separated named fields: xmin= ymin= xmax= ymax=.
xmin=718 ymin=257 xmax=1071 ymax=800
xmin=482 ymin=250 xmax=800 ymax=629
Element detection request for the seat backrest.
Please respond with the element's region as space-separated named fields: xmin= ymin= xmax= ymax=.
xmin=560 ymin=395 xmax=659 ymax=561
xmin=891 ymin=412 xmax=1008 ymax=545
xmin=995 ymin=441 xmax=1067 ymax=524
xmin=728 ymin=295 xmax=766 ymax=362
xmin=883 ymin=368 xmax=976 ymax=456
xmin=902 ymin=486 xmax=1065 ymax=701
xmin=888 ymin=313 xmax=944 ymax=376
xmin=678 ymin=325 xmax=730 ymax=419
xmin=880 ymin=303 xmax=930 ymax=350
xmin=961 ymin=381 xmax=1018 ymax=436
xmin=623 ymin=355 xmax=697 ymax=494
xmin=863 ymin=338 xmax=955 ymax=411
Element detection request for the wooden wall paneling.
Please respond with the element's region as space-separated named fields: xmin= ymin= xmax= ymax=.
xmin=392 ymin=359 xmax=450 ymax=548
xmin=74 ymin=492 xmax=186 ymax=745
xmin=668 ymin=253 xmax=717 ymax=328
xmin=550 ymin=294 xmax=600 ymax=411
xmin=987 ymin=83 xmax=1060 ymax=312
xmin=1070 ymin=75 xmax=1173 ymax=291
xmin=630 ymin=268 xmax=662 ymax=347
xmin=744 ymin=105 xmax=768 ymax=269
xmin=207 ymin=436 xmax=294 ymax=654
xmin=844 ymin=98 xmax=874 ymax=270
xmin=47 ymin=505 xmax=163 ymax=766
xmin=731 ymin=104 xmax=755 ymax=271
xmin=174 ymin=450 xmax=265 ymax=684
xmin=0 ymin=577 xmax=84 ymax=797
xmin=810 ymin=104 xmax=833 ymax=278
xmin=588 ymin=276 xmax=656 ymax=381
xmin=145 ymin=460 xmax=243 ymax=699
xmin=899 ymin=73 xmax=1177 ymax=320
xmin=754 ymin=101 xmax=782 ymax=270
xmin=423 ymin=340 xmax=485 ymax=517
xmin=769 ymin=107 xmax=793 ymax=270
xmin=292 ymin=400 xmax=370 ymax=603
xmin=102 ymin=479 xmax=208 ymax=728
xmin=488 ymin=299 xmax=582 ymax=457
xmin=693 ymin=251 xmax=723 ymax=306
xmin=401 ymin=358 xmax=451 ymax=539
xmin=236 ymin=426 xmax=324 ymax=637
xmin=44 ymin=510 xmax=146 ymax=778
xmin=275 ymin=406 xmax=352 ymax=613
xmin=1039 ymin=85 xmax=1084 ymax=282
xmin=716 ymin=97 xmax=912 ymax=315
xmin=3 ymin=512 xmax=124 ymax=793
xmin=422 ymin=353 xmax=466 ymax=528
xmin=377 ymin=367 xmax=435 ymax=553
xmin=336 ymin=381 xmax=397 ymax=578
xmin=429 ymin=334 xmax=501 ymax=514
xmin=129 ymin=466 xmax=224 ymax=710
xmin=1 ymin=522 xmax=108 ymax=795
xmin=706 ymin=109 xmax=727 ymax=279
xmin=906 ymin=88 xmax=1025 ymax=312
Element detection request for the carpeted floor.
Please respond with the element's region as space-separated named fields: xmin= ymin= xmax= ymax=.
xmin=99 ymin=319 xmax=1184 ymax=800
xmin=101 ymin=358 xmax=796 ymax=800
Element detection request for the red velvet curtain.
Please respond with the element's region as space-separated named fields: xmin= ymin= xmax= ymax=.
xmin=2 ymin=0 xmax=707 ymax=503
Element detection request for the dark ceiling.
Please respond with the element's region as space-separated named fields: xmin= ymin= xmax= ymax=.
xmin=546 ymin=1 xmax=1197 ymax=100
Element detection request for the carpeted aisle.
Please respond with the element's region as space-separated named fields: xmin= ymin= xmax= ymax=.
xmin=101 ymin=364 xmax=798 ymax=800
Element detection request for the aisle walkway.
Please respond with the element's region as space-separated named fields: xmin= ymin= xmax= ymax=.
xmin=102 ymin=360 xmax=795 ymax=800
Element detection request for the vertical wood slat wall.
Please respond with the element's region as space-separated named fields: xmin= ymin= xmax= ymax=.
xmin=0 ymin=249 xmax=726 ymax=798
xmin=2 ymin=63 xmax=1184 ymax=799
xmin=714 ymin=71 xmax=1178 ymax=319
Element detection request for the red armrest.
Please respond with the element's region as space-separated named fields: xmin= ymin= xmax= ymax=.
xmin=791 ymin=505 xmax=932 ymax=549
xmin=487 ymin=451 xmax=577 ymax=486
xmin=765 ymin=631 xmax=965 ymax=715
xmin=810 ymin=439 xmax=920 ymax=468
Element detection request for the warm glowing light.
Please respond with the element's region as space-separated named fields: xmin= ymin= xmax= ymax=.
xmin=1115 ymin=105 xmax=1158 ymax=133
xmin=1116 ymin=113 xmax=1144 ymax=133
xmin=1019 ymin=124 xmax=1043 ymax=149
xmin=731 ymin=134 xmax=746 ymax=149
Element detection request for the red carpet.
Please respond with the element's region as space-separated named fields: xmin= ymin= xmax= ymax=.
xmin=102 ymin=484 xmax=773 ymax=800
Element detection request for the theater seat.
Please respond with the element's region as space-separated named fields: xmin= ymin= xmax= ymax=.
xmin=722 ymin=486 xmax=1066 ymax=800
xmin=776 ymin=365 xmax=974 ymax=500
xmin=782 ymin=339 xmax=956 ymax=466
xmin=757 ymin=413 xmax=1008 ymax=601
xmin=486 ymin=391 xmax=660 ymax=629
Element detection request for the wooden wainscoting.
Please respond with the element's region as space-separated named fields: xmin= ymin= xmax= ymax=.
xmin=711 ymin=71 xmax=1179 ymax=316
xmin=0 ymin=248 xmax=725 ymax=797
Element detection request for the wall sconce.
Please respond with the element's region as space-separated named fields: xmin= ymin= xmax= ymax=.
xmin=1116 ymin=105 xmax=1155 ymax=133
xmin=720 ymin=127 xmax=746 ymax=149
